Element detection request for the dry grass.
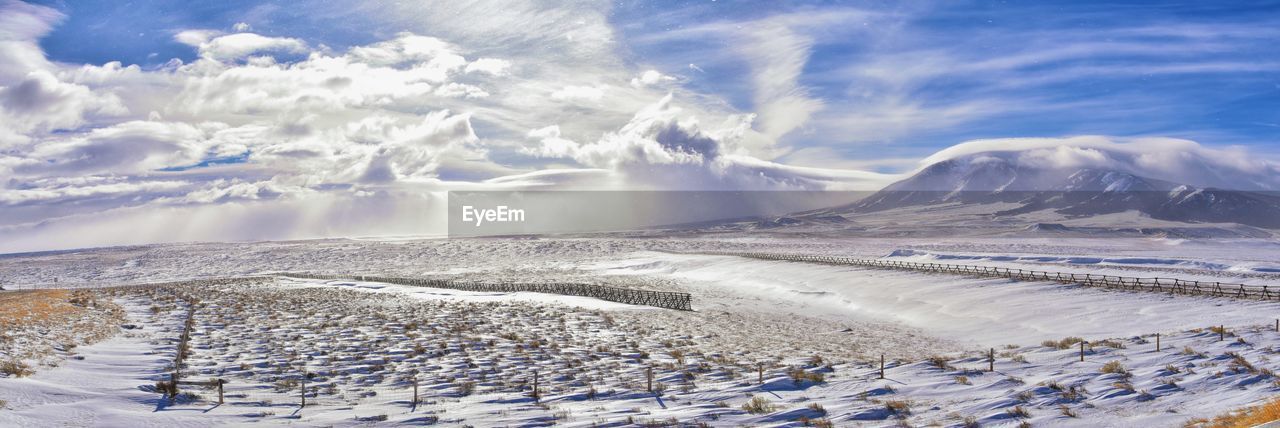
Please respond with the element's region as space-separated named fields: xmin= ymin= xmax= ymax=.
xmin=0 ymin=289 xmax=124 ymax=375
xmin=1185 ymin=397 xmax=1280 ymax=428
xmin=787 ymin=367 xmax=826 ymax=385
xmin=809 ymin=418 xmax=834 ymax=428
xmin=1100 ymin=361 xmax=1129 ymax=376
xmin=0 ymin=290 xmax=78 ymax=328
xmin=926 ymin=355 xmax=954 ymax=370
xmin=742 ymin=396 xmax=777 ymax=414
xmin=1 ymin=359 xmax=34 ymax=377
xmin=884 ymin=399 xmax=912 ymax=416
xmin=1091 ymin=339 xmax=1126 ymax=349
xmin=1042 ymin=336 xmax=1086 ymax=350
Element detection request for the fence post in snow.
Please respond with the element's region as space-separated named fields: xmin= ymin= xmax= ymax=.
xmin=1220 ymin=325 xmax=1225 ymax=341
xmin=1156 ymin=333 xmax=1160 ymax=352
xmin=646 ymin=366 xmax=653 ymax=392
xmin=217 ymin=378 xmax=224 ymax=404
xmin=757 ymin=363 xmax=763 ymax=384
xmin=300 ymin=372 xmax=306 ymax=408
xmin=1079 ymin=341 xmax=1085 ymax=362
xmin=879 ymin=354 xmax=885 ymax=379
xmin=169 ymin=372 xmax=178 ymax=401
xmin=413 ymin=375 xmax=419 ymax=406
xmin=988 ymin=348 xmax=994 ymax=372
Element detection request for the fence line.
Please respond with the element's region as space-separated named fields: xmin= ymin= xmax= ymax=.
xmin=4 ymin=274 xmax=692 ymax=311
xmin=275 ymin=273 xmax=694 ymax=311
xmin=157 ymin=292 xmax=200 ymax=401
xmin=671 ymin=250 xmax=1279 ymax=301
xmin=4 ymin=276 xmax=275 ymax=292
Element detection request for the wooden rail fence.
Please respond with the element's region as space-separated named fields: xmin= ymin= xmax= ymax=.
xmin=7 ymin=273 xmax=692 ymax=310
xmin=10 ymin=276 xmax=275 ymax=292
xmin=674 ymin=250 xmax=1280 ymax=301
xmin=276 ymin=273 xmax=694 ymax=311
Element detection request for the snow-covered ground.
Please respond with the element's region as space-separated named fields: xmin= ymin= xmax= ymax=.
xmin=581 ymin=252 xmax=1280 ymax=347
xmin=3 ymin=236 xmax=1280 ymax=426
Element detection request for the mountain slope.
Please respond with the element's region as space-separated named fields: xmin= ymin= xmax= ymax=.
xmin=851 ymin=152 xmax=1280 ymax=228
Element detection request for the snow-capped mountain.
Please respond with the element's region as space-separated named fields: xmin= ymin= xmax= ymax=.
xmin=852 ymin=152 xmax=1280 ymax=228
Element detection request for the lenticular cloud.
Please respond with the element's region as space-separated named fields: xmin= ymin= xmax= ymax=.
xmin=918 ymin=136 xmax=1280 ymax=191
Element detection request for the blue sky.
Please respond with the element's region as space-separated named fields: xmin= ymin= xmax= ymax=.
xmin=1 ymin=0 xmax=1279 ymax=250
xmin=615 ymin=1 xmax=1280 ymax=166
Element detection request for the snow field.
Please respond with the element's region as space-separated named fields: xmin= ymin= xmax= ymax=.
xmin=5 ymin=236 xmax=1280 ymax=426
xmin=5 ymin=278 xmax=1280 ymax=426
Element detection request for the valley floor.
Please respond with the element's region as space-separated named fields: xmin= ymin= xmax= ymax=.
xmin=2 ymin=236 xmax=1280 ymax=427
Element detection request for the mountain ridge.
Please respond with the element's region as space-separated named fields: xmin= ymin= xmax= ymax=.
xmin=847 ymin=152 xmax=1280 ymax=228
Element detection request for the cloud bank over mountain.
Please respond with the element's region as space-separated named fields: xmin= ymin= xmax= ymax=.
xmin=918 ymin=136 xmax=1280 ymax=191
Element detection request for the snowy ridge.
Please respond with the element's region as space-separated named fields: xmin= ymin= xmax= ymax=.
xmin=849 ymin=150 xmax=1280 ymax=229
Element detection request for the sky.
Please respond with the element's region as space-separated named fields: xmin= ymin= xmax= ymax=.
xmin=1 ymin=0 xmax=1278 ymax=252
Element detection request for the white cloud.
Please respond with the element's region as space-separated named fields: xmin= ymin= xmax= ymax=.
xmin=0 ymin=70 xmax=128 ymax=136
xmin=0 ymin=0 xmax=61 ymax=81
xmin=465 ymin=58 xmax=511 ymax=75
xmin=175 ymin=31 xmax=308 ymax=62
xmin=180 ymin=178 xmax=310 ymax=204
xmin=0 ymin=24 xmax=523 ymax=236
xmin=920 ymin=136 xmax=1280 ymax=190
xmin=550 ymin=85 xmax=604 ymax=103
xmin=627 ymin=12 xmax=849 ymax=156
xmin=434 ymin=82 xmax=489 ymax=99
xmin=18 ymin=120 xmax=218 ymax=176
xmin=347 ymin=33 xmax=461 ymax=69
xmin=232 ymin=22 xmax=252 ymax=32
xmin=630 ymin=70 xmax=674 ymax=88
xmin=173 ymin=29 xmax=219 ymax=47
xmin=0 ymin=178 xmax=189 ymax=205
xmin=780 ymin=147 xmax=918 ymax=172
xmin=526 ymin=94 xmax=714 ymax=168
xmin=0 ymin=190 xmax=449 ymax=253
xmin=740 ymin=22 xmax=823 ymax=142
xmin=522 ymin=94 xmax=889 ymax=190
xmin=521 ymin=125 xmax=580 ymax=158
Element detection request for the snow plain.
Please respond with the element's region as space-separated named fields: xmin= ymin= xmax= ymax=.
xmin=2 ymin=235 xmax=1280 ymax=427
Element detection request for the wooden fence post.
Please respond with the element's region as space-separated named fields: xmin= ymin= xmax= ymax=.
xmin=413 ymin=375 xmax=419 ymax=406
xmin=1079 ymin=341 xmax=1085 ymax=362
xmin=217 ymin=378 xmax=224 ymax=404
xmin=169 ymin=372 xmax=178 ymax=400
xmin=1155 ymin=333 xmax=1160 ymax=352
xmin=646 ymin=367 xmax=653 ymax=392
xmin=879 ymin=354 xmax=885 ymax=379
xmin=1220 ymin=325 xmax=1225 ymax=341
xmin=300 ymin=372 xmax=306 ymax=408
xmin=988 ymin=348 xmax=994 ymax=372
xmin=757 ymin=362 xmax=763 ymax=384
xmin=532 ymin=371 xmax=540 ymax=402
